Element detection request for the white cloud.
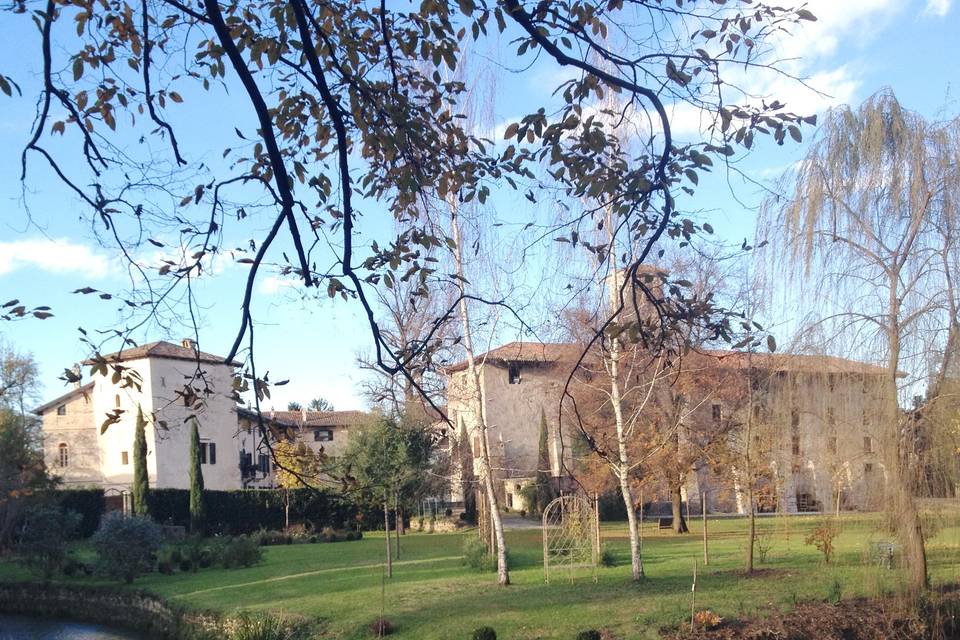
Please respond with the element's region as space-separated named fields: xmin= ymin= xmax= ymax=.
xmin=923 ymin=0 xmax=951 ymax=16
xmin=257 ymin=275 xmax=300 ymax=295
xmin=0 ymin=238 xmax=112 ymax=279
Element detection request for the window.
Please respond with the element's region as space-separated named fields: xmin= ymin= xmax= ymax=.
xmin=790 ymin=408 xmax=800 ymax=429
xmin=508 ymin=364 xmax=521 ymax=385
xmin=199 ymin=442 xmax=216 ymax=464
xmin=828 ymin=436 xmax=837 ymax=455
xmin=258 ymin=453 xmax=270 ymax=473
xmin=506 ymin=493 xmax=513 ymax=508
xmin=160 ymin=376 xmax=166 ymax=388
xmin=864 ymin=463 xmax=874 ymax=474
xmin=313 ymin=429 xmax=333 ymax=442
xmin=121 ymin=451 xmax=129 ymax=465
xmin=114 ymin=394 xmax=121 ymax=408
xmin=791 ymin=435 xmax=801 ymax=456
xmin=826 ymin=407 xmax=835 ymax=426
xmin=862 ymin=409 xmax=869 ymax=427
xmin=56 ymin=404 xmax=66 ymax=416
xmin=752 ymin=405 xmax=762 ymax=422
xmin=827 ymin=373 xmax=836 ymax=392
xmin=711 ymin=403 xmax=722 ymax=423
xmin=863 ymin=436 xmax=873 ymax=454
xmin=58 ymin=443 xmax=68 ymax=467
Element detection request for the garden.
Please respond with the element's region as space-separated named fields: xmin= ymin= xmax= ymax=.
xmin=3 ymin=505 xmax=960 ymax=640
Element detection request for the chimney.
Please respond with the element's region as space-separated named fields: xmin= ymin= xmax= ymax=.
xmin=181 ymin=338 xmax=197 ymax=350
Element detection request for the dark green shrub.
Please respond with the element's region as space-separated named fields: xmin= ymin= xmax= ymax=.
xmin=599 ymin=545 xmax=616 ymax=568
xmin=220 ymin=535 xmax=263 ymax=569
xmin=91 ymin=512 xmax=162 ymax=583
xmin=16 ymin=504 xmax=81 ymax=582
xmin=462 ymin=536 xmax=491 ymax=571
xmin=158 ymin=560 xmax=175 ymax=575
xmin=576 ymin=631 xmax=601 ymax=640
xmin=179 ymin=558 xmax=193 ymax=572
xmin=62 ymin=557 xmax=85 ymax=577
xmin=49 ymin=489 xmax=105 ymax=538
xmin=369 ymin=617 xmax=394 ymax=637
xmin=471 ymin=626 xmax=496 ymax=640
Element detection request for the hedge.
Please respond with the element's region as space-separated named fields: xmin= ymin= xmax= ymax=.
xmin=147 ymin=488 xmax=370 ymax=535
xmin=46 ymin=488 xmax=105 ymax=538
xmin=44 ymin=487 xmax=386 ymax=537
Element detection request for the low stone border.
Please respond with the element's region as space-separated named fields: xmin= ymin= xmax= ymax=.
xmin=0 ymin=582 xmax=221 ymax=639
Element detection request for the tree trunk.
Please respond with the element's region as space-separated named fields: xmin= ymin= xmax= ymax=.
xmin=449 ymin=203 xmax=509 ymax=586
xmin=746 ymin=485 xmax=755 ymax=574
xmin=671 ymin=483 xmax=689 ymax=533
xmin=394 ymin=493 xmax=401 ymax=559
xmin=383 ymin=492 xmax=392 ymax=578
xmin=886 ymin=282 xmax=928 ymax=591
xmin=701 ymin=487 xmax=709 ymax=566
xmin=619 ymin=472 xmax=643 ymax=580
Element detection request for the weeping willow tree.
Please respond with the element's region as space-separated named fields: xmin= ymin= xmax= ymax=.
xmin=761 ymin=89 xmax=960 ymax=591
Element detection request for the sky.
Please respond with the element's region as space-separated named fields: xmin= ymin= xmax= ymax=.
xmin=0 ymin=0 xmax=956 ymax=411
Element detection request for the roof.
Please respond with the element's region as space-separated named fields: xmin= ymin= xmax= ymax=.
xmin=444 ymin=341 xmax=582 ymax=373
xmin=445 ymin=341 xmax=888 ymax=376
xmin=237 ymin=406 xmax=370 ymax=428
xmin=84 ymin=340 xmax=239 ymax=367
xmin=704 ymin=350 xmax=889 ymax=375
xmin=34 ymin=382 xmax=94 ymax=415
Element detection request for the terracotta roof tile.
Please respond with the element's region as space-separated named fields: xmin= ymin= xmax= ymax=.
xmin=445 ymin=341 xmax=887 ymax=376
xmin=85 ymin=340 xmax=239 ymax=367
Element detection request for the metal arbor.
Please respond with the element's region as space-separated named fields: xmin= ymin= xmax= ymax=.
xmin=542 ymin=494 xmax=597 ymax=583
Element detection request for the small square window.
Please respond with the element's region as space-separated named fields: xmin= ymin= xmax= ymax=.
xmin=864 ymin=463 xmax=874 ymax=474
xmin=711 ymin=404 xmax=722 ymax=423
xmin=508 ymin=364 xmax=521 ymax=385
xmin=863 ymin=436 xmax=873 ymax=454
xmin=121 ymin=451 xmax=129 ymax=465
xmin=56 ymin=404 xmax=66 ymax=416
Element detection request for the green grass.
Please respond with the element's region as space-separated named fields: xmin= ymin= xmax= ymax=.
xmin=4 ymin=511 xmax=960 ymax=639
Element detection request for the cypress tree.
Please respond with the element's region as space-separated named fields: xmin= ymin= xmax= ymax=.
xmin=535 ymin=409 xmax=555 ymax=514
xmin=188 ymin=419 xmax=206 ymax=534
xmin=132 ymin=405 xmax=149 ymax=516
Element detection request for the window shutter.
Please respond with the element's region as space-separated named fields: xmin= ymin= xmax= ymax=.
xmin=209 ymin=442 xmax=217 ymax=464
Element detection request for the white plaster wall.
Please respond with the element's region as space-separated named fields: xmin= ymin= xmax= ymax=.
xmin=149 ymin=358 xmax=241 ymax=490
xmin=91 ymin=358 xmax=155 ymax=492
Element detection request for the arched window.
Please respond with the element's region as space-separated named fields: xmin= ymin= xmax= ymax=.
xmin=58 ymin=443 xmax=69 ymax=468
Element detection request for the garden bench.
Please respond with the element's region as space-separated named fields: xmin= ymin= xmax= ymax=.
xmin=657 ymin=517 xmax=673 ymax=530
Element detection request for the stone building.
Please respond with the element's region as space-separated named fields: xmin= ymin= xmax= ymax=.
xmin=36 ymin=339 xmax=368 ymax=493
xmin=444 ymin=341 xmax=892 ymax=514
xmin=236 ymin=407 xmax=369 ymax=488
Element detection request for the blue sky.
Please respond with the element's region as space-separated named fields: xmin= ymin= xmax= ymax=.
xmin=0 ymin=0 xmax=956 ymax=411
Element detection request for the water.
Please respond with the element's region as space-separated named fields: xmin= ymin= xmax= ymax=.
xmin=0 ymin=614 xmax=141 ymax=639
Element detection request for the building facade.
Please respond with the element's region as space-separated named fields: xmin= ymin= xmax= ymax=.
xmin=36 ymin=340 xmax=368 ymax=493
xmin=444 ymin=341 xmax=892 ymax=514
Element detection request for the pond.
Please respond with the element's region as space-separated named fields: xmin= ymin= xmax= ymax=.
xmin=0 ymin=614 xmax=141 ymax=639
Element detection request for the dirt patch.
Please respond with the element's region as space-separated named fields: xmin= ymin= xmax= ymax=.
xmin=666 ymin=593 xmax=960 ymax=640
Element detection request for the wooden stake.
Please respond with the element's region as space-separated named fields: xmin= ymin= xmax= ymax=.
xmin=690 ymin=559 xmax=698 ymax=632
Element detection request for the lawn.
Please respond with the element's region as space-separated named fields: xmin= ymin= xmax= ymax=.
xmin=3 ymin=511 xmax=960 ymax=639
